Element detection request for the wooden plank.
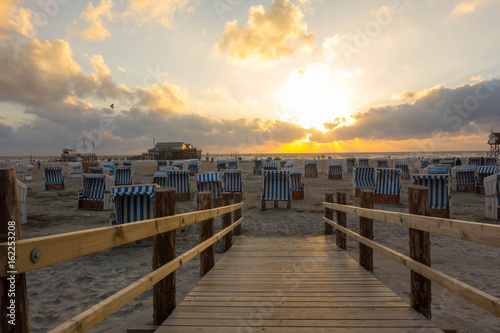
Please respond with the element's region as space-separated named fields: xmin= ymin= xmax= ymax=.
xmin=221 ymin=192 xmax=232 ymax=252
xmin=0 ymin=203 xmax=244 ymax=277
xmin=156 ymin=328 xmax=444 ymax=333
xmin=325 ymin=193 xmax=334 ymax=235
xmin=199 ymin=192 xmax=214 ymax=277
xmin=323 ymin=202 xmax=500 ymax=247
xmin=336 ymin=192 xmax=347 ymax=249
xmin=359 ymin=190 xmax=373 ymax=271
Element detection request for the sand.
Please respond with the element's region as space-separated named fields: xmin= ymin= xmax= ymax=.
xmin=15 ymin=159 xmax=500 ymax=332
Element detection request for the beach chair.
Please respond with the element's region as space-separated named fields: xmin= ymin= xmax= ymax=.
xmin=196 ymin=172 xmax=223 ymax=207
xmin=187 ymin=160 xmax=201 ymax=176
xmin=253 ymin=159 xmax=263 ymax=174
xmin=261 ymin=170 xmax=291 ymax=210
xmin=431 ymin=158 xmax=442 ymax=164
xmin=476 ymin=166 xmax=499 ymax=194
xmin=263 ymin=161 xmax=279 ymax=171
xmin=157 ymin=160 xmax=168 ymax=170
xmin=376 ymin=159 xmax=389 ymax=169
xmin=304 ymin=160 xmax=318 ymax=178
xmin=102 ymin=163 xmax=115 ymax=175
xmin=122 ymin=160 xmax=133 ymax=167
xmin=279 ymin=160 xmax=287 ymax=169
xmin=227 ymin=159 xmax=238 ymax=170
xmin=222 ymin=169 xmax=243 ymax=198
xmin=427 ymin=164 xmax=451 ymax=175
xmin=451 ymin=166 xmax=476 ymax=192
xmin=89 ymin=167 xmax=110 ymax=175
xmin=67 ymin=162 xmax=83 ymax=179
xmin=171 ymin=161 xmax=184 ymax=170
xmin=159 ymin=166 xmax=177 ymax=172
xmin=114 ymin=166 xmax=133 ymax=186
xmin=153 ymin=171 xmax=167 ymax=186
xmin=375 ymin=168 xmax=401 ymax=203
xmin=215 ymin=160 xmax=226 ymax=172
xmin=111 ymin=160 xmax=119 ymax=166
xmin=359 ymin=158 xmax=370 ymax=167
xmin=78 ymin=174 xmax=114 ymax=210
xmin=328 ymin=161 xmax=343 ymax=180
xmin=439 ymin=159 xmax=455 ymax=169
xmin=167 ymin=170 xmax=191 ymax=200
xmin=412 ymin=174 xmax=451 ymax=218
xmin=394 ymin=161 xmax=410 ymax=179
xmin=17 ymin=180 xmax=28 ymax=224
xmin=346 ymin=158 xmax=356 ymax=173
xmin=44 ymin=166 xmax=64 ymax=190
xmin=353 ymin=166 xmax=375 ymax=196
xmin=417 ymin=159 xmax=430 ymax=173
xmin=83 ymin=161 xmax=99 ymax=173
xmin=485 ymin=174 xmax=500 ymax=219
xmin=289 ymin=168 xmax=304 ymax=199
xmin=16 ymin=163 xmax=33 ymax=181
xmin=485 ymin=157 xmax=498 ymax=166
xmin=110 ymin=184 xmax=158 ymax=225
xmin=467 ymin=157 xmax=482 ymax=166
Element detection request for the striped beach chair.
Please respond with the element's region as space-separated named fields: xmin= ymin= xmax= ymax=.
xmin=289 ymin=168 xmax=304 ymax=199
xmin=375 ymin=168 xmax=401 ymax=203
xmin=171 ymin=161 xmax=184 ymax=170
xmin=261 ymin=170 xmax=291 ymax=210
xmin=412 ymin=174 xmax=451 ymax=218
xmin=279 ymin=160 xmax=287 ymax=169
xmin=153 ymin=171 xmax=168 ymax=186
xmin=157 ymin=160 xmax=168 ymax=170
xmin=159 ymin=166 xmax=176 ymax=172
xmin=359 ymin=158 xmax=369 ymax=167
xmin=227 ymin=159 xmax=238 ymax=170
xmin=111 ymin=160 xmax=119 ymax=166
xmin=17 ymin=180 xmax=28 ymax=224
xmin=216 ymin=160 xmax=227 ymax=172
xmin=222 ymin=169 xmax=243 ymax=198
xmin=427 ymin=164 xmax=451 ymax=175
xmin=304 ymin=160 xmax=318 ymax=178
xmin=485 ymin=157 xmax=498 ymax=166
xmin=328 ymin=161 xmax=343 ymax=180
xmin=346 ymin=158 xmax=356 ymax=173
xmin=89 ymin=167 xmax=106 ymax=175
xmin=168 ymin=170 xmax=191 ymax=200
xmin=377 ymin=159 xmax=389 ymax=169
xmin=187 ymin=160 xmax=201 ymax=176
xmin=16 ymin=163 xmax=33 ymax=181
xmin=476 ymin=166 xmax=499 ymax=194
xmin=467 ymin=157 xmax=482 ymax=166
xmin=353 ymin=166 xmax=375 ymax=196
xmin=110 ymin=184 xmax=158 ymax=225
xmin=67 ymin=162 xmax=83 ymax=179
xmin=485 ymin=174 xmax=500 ymax=219
xmin=253 ymin=159 xmax=263 ymax=174
xmin=78 ymin=174 xmax=114 ymax=210
xmin=44 ymin=166 xmax=64 ymax=190
xmin=263 ymin=161 xmax=279 ymax=171
xmin=417 ymin=159 xmax=430 ymax=173
xmin=196 ymin=172 xmax=223 ymax=207
xmin=439 ymin=159 xmax=455 ymax=169
xmin=122 ymin=160 xmax=133 ymax=167
xmin=115 ymin=166 xmax=133 ymax=186
xmin=394 ymin=161 xmax=410 ymax=179
xmin=452 ymin=166 xmax=476 ymax=192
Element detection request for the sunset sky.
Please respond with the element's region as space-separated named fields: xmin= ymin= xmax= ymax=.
xmin=1 ymin=0 xmax=500 ymax=156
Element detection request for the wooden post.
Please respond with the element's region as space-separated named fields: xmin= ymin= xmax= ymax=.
xmin=222 ymin=192 xmax=232 ymax=252
xmin=336 ymin=192 xmax=347 ymax=250
xmin=233 ymin=192 xmax=242 ymax=236
xmin=359 ymin=190 xmax=374 ymax=271
xmin=199 ymin=191 xmax=214 ymax=277
xmin=153 ymin=187 xmax=176 ymax=325
xmin=0 ymin=164 xmax=29 ymax=333
xmin=324 ymin=193 xmax=334 ymax=235
xmin=409 ymin=185 xmax=432 ymax=320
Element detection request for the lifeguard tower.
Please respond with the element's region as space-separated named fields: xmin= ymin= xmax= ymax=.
xmin=488 ymin=130 xmax=500 ymax=158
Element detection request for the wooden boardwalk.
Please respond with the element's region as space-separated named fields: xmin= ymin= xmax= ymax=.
xmin=156 ymin=236 xmax=443 ymax=332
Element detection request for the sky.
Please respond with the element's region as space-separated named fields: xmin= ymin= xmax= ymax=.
xmin=1 ymin=0 xmax=500 ymax=156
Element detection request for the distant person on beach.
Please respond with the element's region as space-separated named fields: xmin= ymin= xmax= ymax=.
xmin=211 ymin=157 xmax=213 ymax=163
xmin=37 ymin=160 xmax=41 ymax=169
xmin=481 ymin=156 xmax=484 ymax=165
xmin=456 ymin=158 xmax=462 ymax=166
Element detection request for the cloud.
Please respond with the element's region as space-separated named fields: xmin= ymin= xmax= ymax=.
xmin=392 ymin=84 xmax=445 ymax=100
xmin=451 ymin=0 xmax=488 ymax=16
xmin=118 ymin=66 xmax=126 ymax=75
xmin=0 ymin=0 xmax=42 ymax=40
xmin=75 ymin=0 xmax=114 ymax=40
xmin=124 ymin=0 xmax=189 ymax=29
xmin=215 ymin=0 xmax=314 ymax=65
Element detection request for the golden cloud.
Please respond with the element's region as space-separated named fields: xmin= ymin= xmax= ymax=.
xmin=79 ymin=0 xmax=113 ymax=40
xmin=392 ymin=84 xmax=445 ymax=100
xmin=451 ymin=0 xmax=488 ymax=16
xmin=0 ymin=0 xmax=41 ymax=40
xmin=124 ymin=0 xmax=189 ymax=28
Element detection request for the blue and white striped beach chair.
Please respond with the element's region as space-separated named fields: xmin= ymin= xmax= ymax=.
xmin=17 ymin=180 xmax=27 ymax=224
xmin=377 ymin=159 xmax=389 ymax=169
xmin=262 ymin=170 xmax=291 ymax=210
xmin=222 ymin=169 xmax=243 ymax=198
xmin=215 ymin=160 xmax=227 ymax=172
xmin=304 ymin=160 xmax=317 ymax=178
xmin=157 ymin=160 xmax=168 ymax=170
xmin=153 ymin=171 xmax=167 ymax=186
xmin=171 ymin=161 xmax=184 ymax=170
xmin=467 ymin=157 xmax=482 ymax=166
xmin=44 ymin=166 xmax=64 ymax=190
xmin=167 ymin=170 xmax=191 ymax=200
xmin=253 ymin=159 xmax=263 ymax=174
xmin=89 ymin=167 xmax=104 ymax=174
xmin=328 ymin=161 xmax=343 ymax=179
xmin=439 ymin=159 xmax=455 ymax=169
xmin=394 ymin=161 xmax=409 ymax=179
xmin=346 ymin=158 xmax=356 ymax=173
xmin=122 ymin=160 xmax=133 ymax=167
xmin=417 ymin=159 xmax=430 ymax=173
xmin=196 ymin=172 xmax=223 ymax=207
xmin=427 ymin=165 xmax=450 ymax=175
xmin=78 ymin=174 xmax=114 ymax=210
xmin=159 ymin=166 xmax=176 ymax=172
xmin=375 ymin=168 xmax=401 ymax=203
xmin=485 ymin=174 xmax=500 ymax=219
xmin=412 ymin=174 xmax=451 ymax=218
xmin=452 ymin=166 xmax=476 ymax=192
xmin=353 ymin=166 xmax=375 ymax=196
xmin=476 ymin=166 xmax=499 ymax=194
xmin=485 ymin=157 xmax=498 ymax=166
xmin=114 ymin=166 xmax=133 ymax=186
xmin=288 ymin=168 xmax=304 ymax=199
xmin=263 ymin=161 xmax=279 ymax=171
xmin=187 ymin=160 xmax=201 ymax=176
xmin=227 ymin=159 xmax=238 ymax=170
xmin=359 ymin=158 xmax=370 ymax=167
xmin=110 ymin=184 xmax=158 ymax=225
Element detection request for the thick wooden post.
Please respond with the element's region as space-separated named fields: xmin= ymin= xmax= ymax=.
xmin=222 ymin=192 xmax=232 ymax=252
xmin=324 ymin=193 xmax=334 ymax=235
xmin=233 ymin=192 xmax=242 ymax=236
xmin=199 ymin=191 xmax=214 ymax=277
xmin=359 ymin=190 xmax=374 ymax=271
xmin=153 ymin=187 xmax=176 ymax=325
xmin=336 ymin=192 xmax=347 ymax=250
xmin=409 ymin=185 xmax=432 ymax=319
xmin=0 ymin=164 xmax=29 ymax=333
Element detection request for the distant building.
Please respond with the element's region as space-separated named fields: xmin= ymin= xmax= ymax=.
xmin=488 ymin=132 xmax=500 ymax=158
xmin=148 ymin=142 xmax=202 ymax=160
xmin=62 ymin=148 xmax=77 ymax=157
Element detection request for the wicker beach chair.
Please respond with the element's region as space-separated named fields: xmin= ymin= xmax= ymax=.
xmin=261 ymin=170 xmax=291 ymax=210
xmin=394 ymin=161 xmax=410 ymax=179
xmin=187 ymin=160 xmax=201 ymax=176
xmin=168 ymin=170 xmax=191 ymax=200
xmin=44 ymin=166 xmax=64 ymax=190
xmin=485 ymin=174 xmax=500 ymax=219
xmin=375 ymin=168 xmax=401 ymax=203
xmin=328 ymin=161 xmax=343 ymax=180
xmin=346 ymin=158 xmax=356 ymax=173
xmin=253 ymin=159 xmax=263 ymax=174
xmin=78 ymin=174 xmax=114 ymax=210
xmin=451 ymin=166 xmax=476 ymax=192
xmin=476 ymin=166 xmax=499 ymax=194
xmin=196 ymin=172 xmax=223 ymax=207
xmin=114 ymin=166 xmax=133 ymax=186
xmin=412 ymin=174 xmax=451 ymax=218
xmin=110 ymin=184 xmax=158 ymax=225
xmin=222 ymin=169 xmax=243 ymax=198
xmin=304 ymin=160 xmax=318 ymax=178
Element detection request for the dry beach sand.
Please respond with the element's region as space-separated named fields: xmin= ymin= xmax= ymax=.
xmin=15 ymin=158 xmax=500 ymax=332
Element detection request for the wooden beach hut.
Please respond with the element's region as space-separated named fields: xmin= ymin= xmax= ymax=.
xmin=412 ymin=174 xmax=451 ymax=218
xmin=375 ymin=168 xmax=401 ymax=203
xmin=353 ymin=166 xmax=375 ymax=196
xmin=78 ymin=173 xmax=114 ymax=210
xmin=485 ymin=174 xmax=500 ymax=219
xmin=304 ymin=160 xmax=318 ymax=178
xmin=222 ymin=169 xmax=243 ymax=198
xmin=43 ymin=166 xmax=64 ymax=190
xmin=261 ymin=170 xmax=291 ymax=210
xmin=328 ymin=161 xmax=343 ymax=179
xmin=110 ymin=184 xmax=158 ymax=225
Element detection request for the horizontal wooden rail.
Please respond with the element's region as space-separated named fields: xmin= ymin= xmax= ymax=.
xmin=0 ymin=203 xmax=243 ymax=277
xmin=50 ymin=217 xmax=244 ymax=333
xmin=323 ymin=202 xmax=500 ymax=248
xmin=323 ymin=217 xmax=500 ymax=317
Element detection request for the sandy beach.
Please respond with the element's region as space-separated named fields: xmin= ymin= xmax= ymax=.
xmin=14 ymin=158 xmax=500 ymax=332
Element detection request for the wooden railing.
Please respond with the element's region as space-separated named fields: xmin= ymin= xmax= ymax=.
xmin=323 ymin=186 xmax=500 ymax=320
xmin=0 ymin=165 xmax=244 ymax=332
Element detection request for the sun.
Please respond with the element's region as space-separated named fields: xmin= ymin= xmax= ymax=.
xmin=280 ymin=63 xmax=352 ymax=132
